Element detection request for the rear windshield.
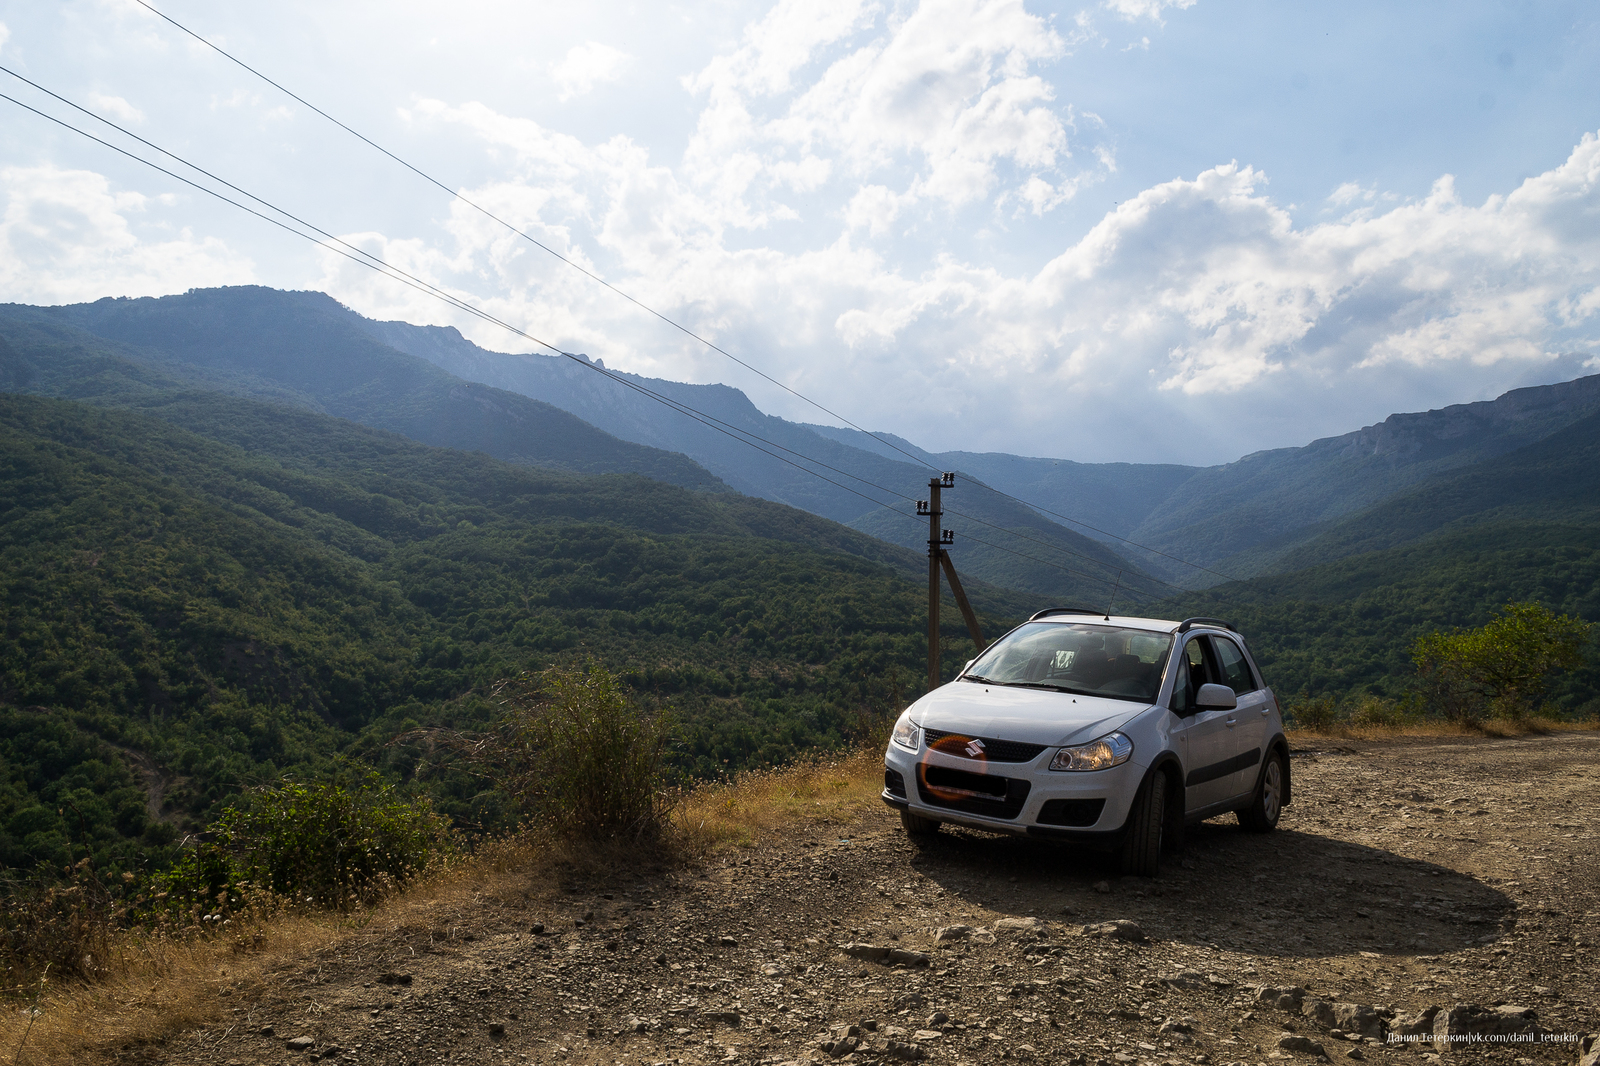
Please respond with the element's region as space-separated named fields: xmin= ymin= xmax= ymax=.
xmin=962 ymin=621 xmax=1172 ymax=703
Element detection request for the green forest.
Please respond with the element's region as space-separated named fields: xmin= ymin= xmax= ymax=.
xmin=1 ymin=301 xmax=1597 ymax=893
xmin=0 ymin=389 xmax=1023 ymax=881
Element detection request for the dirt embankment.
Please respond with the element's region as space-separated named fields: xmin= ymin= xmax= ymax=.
xmin=119 ymin=733 xmax=1598 ymax=1066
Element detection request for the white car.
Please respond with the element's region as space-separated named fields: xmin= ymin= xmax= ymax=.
xmin=881 ymin=610 xmax=1289 ymax=876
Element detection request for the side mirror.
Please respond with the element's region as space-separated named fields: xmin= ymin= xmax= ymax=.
xmin=1195 ymin=683 xmax=1238 ymax=711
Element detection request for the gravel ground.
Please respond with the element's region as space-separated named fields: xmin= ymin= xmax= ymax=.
xmin=124 ymin=731 xmax=1598 ymax=1066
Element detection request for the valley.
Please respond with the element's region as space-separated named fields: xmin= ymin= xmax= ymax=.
xmin=1 ymin=284 xmax=1597 ymax=904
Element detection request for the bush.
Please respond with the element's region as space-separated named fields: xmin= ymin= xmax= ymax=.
xmin=1346 ymin=693 xmax=1414 ymax=730
xmin=494 ymin=662 xmax=674 ymax=843
xmin=0 ymin=859 xmax=118 ymax=996
xmin=161 ymin=771 xmax=453 ymax=911
xmin=1284 ymin=692 xmax=1341 ymax=733
xmin=1413 ymin=602 xmax=1593 ymax=722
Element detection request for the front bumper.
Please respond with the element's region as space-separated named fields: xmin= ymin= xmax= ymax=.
xmin=882 ymin=739 xmax=1145 ymax=841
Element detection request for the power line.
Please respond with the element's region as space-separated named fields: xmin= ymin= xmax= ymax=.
xmin=0 ymin=80 xmax=1160 ymax=604
xmin=127 ymin=0 xmax=938 ymax=469
xmin=125 ymin=0 xmax=1248 ymax=592
xmin=1 ymin=61 xmax=1177 ymax=596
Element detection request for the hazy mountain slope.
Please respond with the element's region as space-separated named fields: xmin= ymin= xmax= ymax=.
xmin=1254 ymin=408 xmax=1600 ymax=574
xmin=1130 ymin=374 xmax=1600 ymax=583
xmin=802 ymin=424 xmax=1200 ymax=542
xmin=3 ymin=292 xmax=1156 ymax=603
xmin=1 ymin=289 xmax=722 ymax=489
xmin=929 ymin=451 xmax=1198 ymax=540
xmin=0 ymin=323 xmax=980 ymax=584
xmin=359 ymin=314 xmax=1162 ymax=602
xmin=1163 ymin=519 xmax=1600 ymax=711
xmin=846 ymin=500 xmax=1171 ymax=610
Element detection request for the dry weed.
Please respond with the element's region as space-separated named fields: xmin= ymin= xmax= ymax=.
xmin=1287 ymin=714 xmax=1598 ymax=741
xmin=0 ymin=908 xmax=344 ymax=1066
xmin=675 ymin=746 xmax=884 ymax=853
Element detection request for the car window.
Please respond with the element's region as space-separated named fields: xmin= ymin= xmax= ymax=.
xmin=963 ymin=621 xmax=1172 ymax=703
xmin=1170 ymin=637 xmax=1214 ymax=712
xmin=1212 ymin=636 xmax=1256 ymax=695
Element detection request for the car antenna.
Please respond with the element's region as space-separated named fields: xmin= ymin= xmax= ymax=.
xmin=1103 ymin=570 xmax=1123 ymax=620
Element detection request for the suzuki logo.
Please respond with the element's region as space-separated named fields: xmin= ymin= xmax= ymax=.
xmin=964 ymin=738 xmax=986 ymax=758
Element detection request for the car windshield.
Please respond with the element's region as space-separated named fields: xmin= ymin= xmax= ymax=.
xmin=963 ymin=621 xmax=1172 ymax=703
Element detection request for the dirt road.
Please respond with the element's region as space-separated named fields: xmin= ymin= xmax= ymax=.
xmin=133 ymin=731 xmax=1598 ymax=1066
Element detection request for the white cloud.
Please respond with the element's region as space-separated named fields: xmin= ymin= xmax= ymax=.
xmin=1104 ymin=0 xmax=1198 ymax=23
xmin=316 ymin=105 xmax=1600 ymax=462
xmin=86 ymin=92 xmax=145 ymax=124
xmin=0 ymin=166 xmax=253 ymax=304
xmin=678 ymin=0 xmax=1099 ymax=224
xmin=552 ymin=41 xmax=631 ymax=102
xmin=0 ymin=22 xmax=10 ymax=54
xmin=9 ymin=0 xmax=1599 ymax=465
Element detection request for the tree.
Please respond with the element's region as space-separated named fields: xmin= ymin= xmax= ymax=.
xmin=1412 ymin=602 xmax=1593 ymax=722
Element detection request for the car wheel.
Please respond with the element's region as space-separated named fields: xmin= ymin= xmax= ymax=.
xmin=1238 ymin=749 xmax=1285 ymax=833
xmin=1116 ymin=770 xmax=1166 ymax=877
xmin=900 ymin=809 xmax=942 ymax=837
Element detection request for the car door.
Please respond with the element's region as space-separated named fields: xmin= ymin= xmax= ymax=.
xmin=1169 ymin=636 xmax=1239 ymax=813
xmin=1210 ymin=634 xmax=1268 ymax=801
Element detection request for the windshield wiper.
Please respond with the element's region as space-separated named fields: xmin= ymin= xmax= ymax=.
xmin=962 ymin=674 xmax=999 ymax=684
xmin=1008 ymin=680 xmax=1094 ymax=695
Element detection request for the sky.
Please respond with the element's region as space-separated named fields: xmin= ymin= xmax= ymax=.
xmin=1 ymin=0 xmax=1599 ymax=465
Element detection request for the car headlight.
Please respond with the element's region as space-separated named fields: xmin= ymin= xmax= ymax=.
xmin=890 ymin=716 xmax=922 ymax=752
xmin=1049 ymin=732 xmax=1133 ymax=771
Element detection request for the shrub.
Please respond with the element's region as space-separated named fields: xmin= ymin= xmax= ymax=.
xmin=1413 ymin=602 xmax=1593 ymax=722
xmin=161 ymin=771 xmax=453 ymax=911
xmin=494 ymin=662 xmax=674 ymax=843
xmin=1346 ymin=693 xmax=1413 ymax=730
xmin=0 ymin=859 xmax=117 ymax=996
xmin=1284 ymin=692 xmax=1341 ymax=733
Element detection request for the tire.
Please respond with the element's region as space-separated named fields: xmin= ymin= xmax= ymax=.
xmin=900 ymin=809 xmax=942 ymax=837
xmin=1238 ymin=749 xmax=1285 ymax=833
xmin=1116 ymin=770 xmax=1166 ymax=877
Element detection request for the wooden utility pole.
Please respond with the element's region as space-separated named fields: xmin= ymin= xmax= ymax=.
xmin=920 ymin=473 xmax=986 ymax=691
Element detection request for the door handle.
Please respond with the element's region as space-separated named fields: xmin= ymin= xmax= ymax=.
xmin=1260 ymin=707 xmax=1270 ymax=716
xmin=1225 ymin=717 xmax=1237 ymax=727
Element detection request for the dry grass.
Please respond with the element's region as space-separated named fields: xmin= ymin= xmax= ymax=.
xmin=0 ymin=751 xmax=892 ymax=1065
xmin=0 ymin=908 xmax=345 ymax=1066
xmin=1288 ymin=714 xmax=1600 ymax=741
xmin=675 ymin=746 xmax=886 ymax=853
xmin=0 ymin=839 xmax=563 ymax=1066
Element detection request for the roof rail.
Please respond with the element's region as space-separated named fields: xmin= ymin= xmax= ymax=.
xmin=1029 ymin=607 xmax=1109 ymax=622
xmin=1175 ymin=616 xmax=1236 ymax=634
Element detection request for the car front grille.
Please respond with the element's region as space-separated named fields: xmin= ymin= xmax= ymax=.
xmin=916 ymin=765 xmax=1031 ymax=820
xmin=923 ymin=728 xmax=1048 ymax=764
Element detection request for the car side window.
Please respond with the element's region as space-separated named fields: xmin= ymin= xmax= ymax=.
xmin=1212 ymin=636 xmax=1256 ymax=695
xmin=1170 ymin=638 xmax=1210 ymax=713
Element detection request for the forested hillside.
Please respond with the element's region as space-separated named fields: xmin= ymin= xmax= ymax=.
xmin=0 ymin=292 xmax=721 ymax=489
xmin=360 ymin=307 xmax=1170 ymax=602
xmin=2 ymin=285 xmax=1597 ymax=890
xmin=1168 ymin=519 xmax=1600 ymax=714
xmin=4 ymin=289 xmax=1158 ymax=606
xmin=0 ymin=388 xmax=1030 ymax=881
xmin=358 ymin=299 xmax=1600 ymax=589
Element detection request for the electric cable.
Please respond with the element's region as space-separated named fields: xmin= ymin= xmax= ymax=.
xmin=126 ymin=0 xmax=1248 ymax=591
xmin=0 ymin=80 xmax=1162 ymax=603
xmin=3 ymin=60 xmax=1181 ymax=597
xmin=1 ymin=64 xmax=1236 ymax=610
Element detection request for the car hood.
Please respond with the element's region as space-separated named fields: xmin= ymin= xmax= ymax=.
xmin=909 ymin=682 xmax=1150 ymax=748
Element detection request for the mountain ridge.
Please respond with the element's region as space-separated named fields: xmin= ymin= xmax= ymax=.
xmin=360 ymin=300 xmax=1600 ymax=589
